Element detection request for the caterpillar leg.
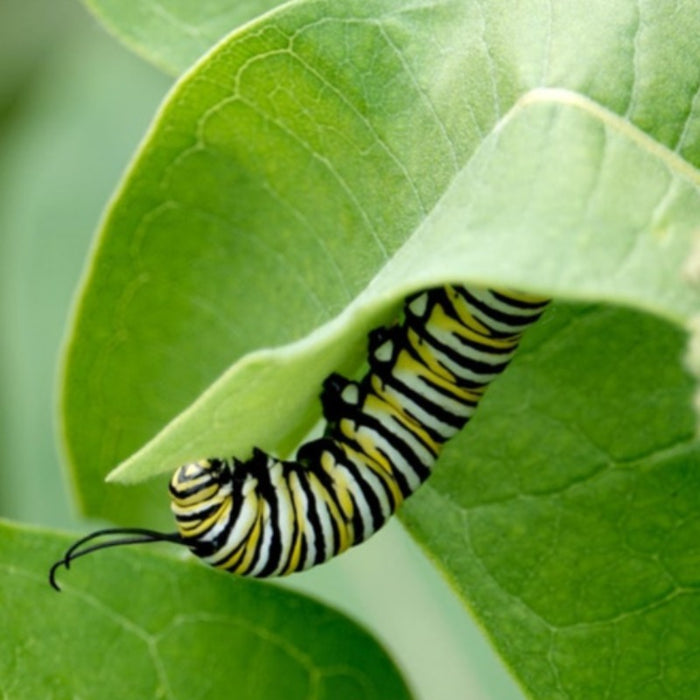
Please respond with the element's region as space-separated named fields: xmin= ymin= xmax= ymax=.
xmin=321 ymin=373 xmax=363 ymax=422
xmin=367 ymin=325 xmax=395 ymax=353
xmin=367 ymin=325 xmax=403 ymax=374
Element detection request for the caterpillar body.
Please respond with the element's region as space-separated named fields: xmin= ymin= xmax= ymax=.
xmin=50 ymin=285 xmax=548 ymax=589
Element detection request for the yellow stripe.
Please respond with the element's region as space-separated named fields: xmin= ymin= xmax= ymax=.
xmin=495 ymin=288 xmax=549 ymax=304
xmin=317 ymin=451 xmax=354 ymax=520
xmin=406 ymin=327 xmax=454 ymax=381
xmin=216 ymin=541 xmax=246 ymax=571
xmin=363 ymin=392 xmax=440 ymax=454
xmin=283 ymin=476 xmax=306 ymax=573
xmin=234 ymin=510 xmax=264 ymax=574
xmin=272 ymin=470 xmax=295 ymax=571
xmin=308 ymin=469 xmax=352 ymax=555
xmin=171 ymin=482 xmax=219 ymax=507
xmin=340 ymin=416 xmax=430 ymax=492
xmin=340 ymin=442 xmax=404 ymax=510
xmin=369 ymin=373 xmax=404 ymax=414
xmin=394 ymin=350 xmax=484 ymax=403
xmin=176 ymin=497 xmax=228 ymax=538
xmin=427 ymin=301 xmax=516 ymax=350
xmin=340 ymin=420 xmax=394 ymax=475
xmin=444 ymin=286 xmax=491 ymax=335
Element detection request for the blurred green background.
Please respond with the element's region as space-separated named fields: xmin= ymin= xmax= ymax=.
xmin=0 ymin=1 xmax=522 ymax=697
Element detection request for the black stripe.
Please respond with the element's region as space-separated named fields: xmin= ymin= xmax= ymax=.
xmin=239 ymin=462 xmax=279 ymax=577
xmin=389 ymin=324 xmax=482 ymax=391
xmin=324 ymin=489 xmax=343 ymax=560
xmin=317 ymin=441 xmax=368 ymax=545
xmin=488 ymin=289 xmax=549 ymax=311
xmin=330 ymin=443 xmax=389 ymax=532
xmin=175 ymin=501 xmax=220 ymax=524
xmin=384 ymin=408 xmax=439 ymax=459
xmin=206 ymin=481 xmax=246 ymax=562
xmin=298 ymin=439 xmax=349 ymax=519
xmin=350 ymin=377 xmax=443 ymax=457
xmin=348 ymin=408 xmax=433 ymax=485
xmin=295 ymin=467 xmax=327 ymax=566
xmin=372 ymin=342 xmax=480 ymax=422
xmin=344 ymin=490 xmax=364 ymax=545
xmin=278 ymin=468 xmax=302 ymax=574
xmin=308 ymin=446 xmax=348 ymax=559
xmin=386 ymin=394 xmax=454 ymax=445
xmin=239 ymin=514 xmax=266 ymax=576
xmin=375 ymin=373 xmax=467 ymax=433
xmin=255 ymin=468 xmax=283 ymax=578
xmin=405 ymin=305 xmax=517 ymax=357
xmin=330 ymin=426 xmax=412 ymax=498
xmin=406 ymin=322 xmax=512 ymax=382
xmin=454 ymin=288 xmax=543 ymax=335
xmin=169 ymin=479 xmax=214 ymax=500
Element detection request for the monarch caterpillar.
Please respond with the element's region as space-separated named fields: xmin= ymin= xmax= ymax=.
xmin=50 ymin=285 xmax=548 ymax=589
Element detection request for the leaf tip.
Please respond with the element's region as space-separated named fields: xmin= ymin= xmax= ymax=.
xmin=105 ymin=462 xmax=130 ymax=484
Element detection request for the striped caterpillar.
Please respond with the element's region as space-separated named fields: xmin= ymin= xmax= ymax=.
xmin=50 ymin=285 xmax=548 ymax=588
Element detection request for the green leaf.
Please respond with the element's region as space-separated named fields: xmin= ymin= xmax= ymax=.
xmin=82 ymin=0 xmax=289 ymax=75
xmin=0 ymin=520 xmax=410 ymax=699
xmin=59 ymin=0 xmax=700 ymax=696
xmin=402 ymin=303 xmax=700 ymax=698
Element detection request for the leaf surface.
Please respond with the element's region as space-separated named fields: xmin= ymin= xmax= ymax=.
xmin=0 ymin=520 xmax=410 ymax=700
xmin=402 ymin=303 xmax=700 ymax=698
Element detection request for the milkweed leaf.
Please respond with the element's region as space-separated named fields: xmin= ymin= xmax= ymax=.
xmin=403 ymin=302 xmax=700 ymax=698
xmin=0 ymin=520 xmax=410 ymax=700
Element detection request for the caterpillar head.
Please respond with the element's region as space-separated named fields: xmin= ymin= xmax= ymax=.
xmin=48 ymin=458 xmax=236 ymax=591
xmin=169 ymin=458 xmax=232 ymax=503
xmin=168 ymin=458 xmax=234 ymax=546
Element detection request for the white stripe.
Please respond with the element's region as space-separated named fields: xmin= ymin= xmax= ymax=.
xmin=361 ymin=403 xmax=437 ymax=463
xmin=247 ymin=499 xmax=275 ymax=577
xmin=425 ymin=321 xmax=517 ymax=365
xmin=267 ymin=462 xmax=295 ymax=576
xmin=293 ymin=474 xmax=318 ymax=571
xmin=373 ymin=379 xmax=461 ymax=440
xmin=203 ymin=478 xmax=258 ymax=566
xmin=352 ymin=423 xmax=428 ymax=493
xmin=340 ymin=449 xmax=393 ymax=528
xmin=469 ymin=288 xmax=545 ymax=319
xmin=451 ymin=290 xmax=537 ymax=335
xmin=425 ymin=341 xmax=503 ymax=384
xmin=307 ymin=473 xmax=338 ymax=565
xmin=393 ymin=366 xmax=476 ymax=419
